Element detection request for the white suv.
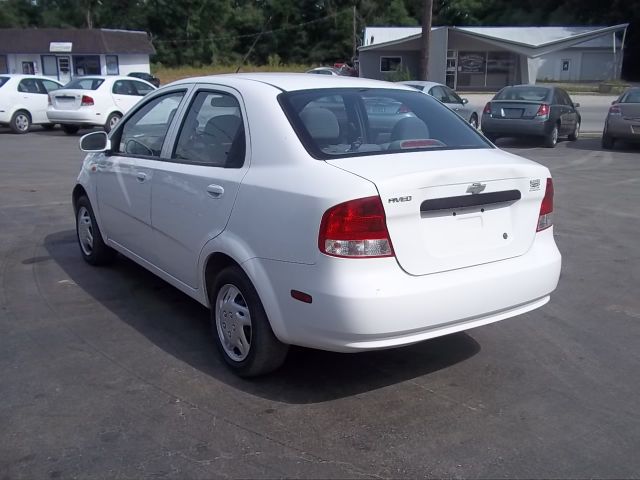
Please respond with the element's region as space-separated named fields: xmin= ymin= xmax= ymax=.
xmin=73 ymin=74 xmax=561 ymax=376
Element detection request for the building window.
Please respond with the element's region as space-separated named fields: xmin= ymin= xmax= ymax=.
xmin=0 ymin=55 xmax=7 ymax=74
xmin=380 ymin=56 xmax=402 ymax=72
xmin=41 ymin=55 xmax=58 ymax=76
xmin=73 ymin=55 xmax=101 ymax=76
xmin=106 ymin=55 xmax=119 ymax=75
xmin=22 ymin=62 xmax=35 ymax=75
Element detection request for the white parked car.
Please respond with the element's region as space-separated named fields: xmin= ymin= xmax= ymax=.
xmin=0 ymin=74 xmax=63 ymax=133
xmin=47 ymin=75 xmax=156 ymax=135
xmin=399 ymin=80 xmax=480 ymax=129
xmin=73 ymin=74 xmax=561 ymax=376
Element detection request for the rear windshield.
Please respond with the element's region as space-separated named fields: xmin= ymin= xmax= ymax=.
xmin=621 ymin=90 xmax=640 ymax=103
xmin=0 ymin=76 xmax=8 ymax=89
xmin=279 ymin=88 xmax=489 ymax=159
xmin=63 ymin=78 xmax=104 ymax=90
xmin=494 ymin=86 xmax=551 ymax=102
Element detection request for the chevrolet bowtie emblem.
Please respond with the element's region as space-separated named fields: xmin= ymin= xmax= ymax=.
xmin=466 ymin=182 xmax=486 ymax=194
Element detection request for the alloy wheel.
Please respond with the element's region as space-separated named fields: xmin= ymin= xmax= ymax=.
xmin=15 ymin=113 xmax=29 ymax=132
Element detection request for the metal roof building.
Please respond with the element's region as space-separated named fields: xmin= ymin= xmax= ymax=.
xmin=359 ymin=25 xmax=629 ymax=89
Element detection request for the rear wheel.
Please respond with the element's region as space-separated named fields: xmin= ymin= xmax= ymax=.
xmin=602 ymin=134 xmax=615 ymax=150
xmin=469 ymin=114 xmax=479 ymax=129
xmin=568 ymin=121 xmax=580 ymax=141
xmin=544 ymin=124 xmax=559 ymax=148
xmin=210 ymin=266 xmax=289 ymax=377
xmin=105 ymin=112 xmax=122 ymax=132
xmin=62 ymin=124 xmax=81 ymax=135
xmin=10 ymin=110 xmax=31 ymax=134
xmin=75 ymin=196 xmax=117 ymax=266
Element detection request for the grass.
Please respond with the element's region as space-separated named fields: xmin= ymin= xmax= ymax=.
xmin=153 ymin=63 xmax=315 ymax=85
xmin=537 ymin=80 xmax=632 ymax=94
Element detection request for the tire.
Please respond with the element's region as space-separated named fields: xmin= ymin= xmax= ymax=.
xmin=75 ymin=196 xmax=117 ymax=266
xmin=568 ymin=121 xmax=580 ymax=141
xmin=42 ymin=123 xmax=56 ymax=131
xmin=62 ymin=124 xmax=81 ymax=135
xmin=544 ymin=124 xmax=559 ymax=148
xmin=10 ymin=110 xmax=31 ymax=134
xmin=469 ymin=114 xmax=479 ymax=129
xmin=105 ymin=112 xmax=122 ymax=133
xmin=602 ymin=134 xmax=615 ymax=150
xmin=210 ymin=266 xmax=289 ymax=377
xmin=484 ymin=133 xmax=498 ymax=143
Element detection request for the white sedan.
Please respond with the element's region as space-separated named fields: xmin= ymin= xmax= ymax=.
xmin=47 ymin=75 xmax=156 ymax=135
xmin=0 ymin=74 xmax=63 ymax=133
xmin=73 ymin=74 xmax=561 ymax=376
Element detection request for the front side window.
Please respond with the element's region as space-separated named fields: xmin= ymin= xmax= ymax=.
xmin=40 ymin=79 xmax=61 ymax=93
xmin=63 ymin=78 xmax=104 ymax=90
xmin=173 ymin=91 xmax=245 ymax=167
xmin=131 ymin=80 xmax=155 ymax=96
xmin=116 ymin=91 xmax=185 ymax=157
xmin=18 ymin=78 xmax=45 ymax=94
xmin=279 ymin=88 xmax=489 ymax=160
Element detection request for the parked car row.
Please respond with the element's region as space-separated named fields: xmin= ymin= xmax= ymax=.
xmin=0 ymin=73 xmax=158 ymax=134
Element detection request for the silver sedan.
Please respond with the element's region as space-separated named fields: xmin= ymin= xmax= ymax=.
xmin=399 ymin=81 xmax=479 ymax=128
xmin=602 ymin=87 xmax=640 ymax=149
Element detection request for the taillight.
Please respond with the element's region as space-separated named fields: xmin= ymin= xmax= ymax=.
xmin=319 ymin=196 xmax=394 ymax=258
xmin=537 ymin=178 xmax=554 ymax=232
xmin=536 ymin=104 xmax=550 ymax=118
xmin=81 ymin=95 xmax=94 ymax=106
xmin=483 ymin=102 xmax=491 ymax=115
xmin=609 ymin=105 xmax=622 ymax=116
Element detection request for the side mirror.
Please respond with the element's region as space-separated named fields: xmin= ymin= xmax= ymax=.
xmin=461 ymin=98 xmax=469 ymax=105
xmin=573 ymin=102 xmax=580 ymax=108
xmin=80 ymin=131 xmax=110 ymax=153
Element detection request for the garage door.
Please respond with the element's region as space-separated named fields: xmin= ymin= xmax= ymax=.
xmin=580 ymin=52 xmax=615 ymax=81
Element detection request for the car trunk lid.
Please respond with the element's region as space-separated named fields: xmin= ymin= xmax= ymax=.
xmin=488 ymin=100 xmax=544 ymax=119
xmin=50 ymin=89 xmax=88 ymax=110
xmin=326 ymin=149 xmax=550 ymax=276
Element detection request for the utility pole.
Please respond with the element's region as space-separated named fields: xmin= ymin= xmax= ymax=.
xmin=419 ymin=0 xmax=433 ymax=80
xmin=352 ymin=5 xmax=357 ymax=63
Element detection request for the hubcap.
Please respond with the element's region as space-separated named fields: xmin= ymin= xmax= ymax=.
xmin=552 ymin=127 xmax=558 ymax=144
xmin=574 ymin=122 xmax=580 ymax=139
xmin=470 ymin=117 xmax=478 ymax=129
xmin=215 ymin=284 xmax=252 ymax=362
xmin=109 ymin=115 xmax=121 ymax=129
xmin=77 ymin=206 xmax=94 ymax=256
xmin=15 ymin=114 xmax=29 ymax=131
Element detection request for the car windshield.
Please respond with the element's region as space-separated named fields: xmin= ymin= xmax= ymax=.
xmin=63 ymin=78 xmax=104 ymax=90
xmin=0 ymin=76 xmax=8 ymax=89
xmin=279 ymin=88 xmax=489 ymax=159
xmin=621 ymin=90 xmax=640 ymax=103
xmin=494 ymin=87 xmax=551 ymax=102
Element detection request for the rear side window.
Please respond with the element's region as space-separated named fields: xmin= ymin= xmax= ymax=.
xmin=494 ymin=87 xmax=551 ymax=102
xmin=63 ymin=78 xmax=104 ymax=90
xmin=0 ymin=77 xmax=8 ymax=89
xmin=279 ymin=88 xmax=489 ymax=159
xmin=18 ymin=78 xmax=46 ymax=94
xmin=173 ymin=91 xmax=245 ymax=167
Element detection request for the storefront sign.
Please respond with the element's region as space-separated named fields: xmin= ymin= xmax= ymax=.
xmin=50 ymin=42 xmax=73 ymax=53
xmin=459 ymin=53 xmax=485 ymax=73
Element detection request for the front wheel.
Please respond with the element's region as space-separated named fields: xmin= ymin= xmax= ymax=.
xmin=10 ymin=110 xmax=31 ymax=134
xmin=544 ymin=124 xmax=559 ymax=148
xmin=210 ymin=266 xmax=289 ymax=377
xmin=568 ymin=121 xmax=580 ymax=141
xmin=75 ymin=196 xmax=117 ymax=266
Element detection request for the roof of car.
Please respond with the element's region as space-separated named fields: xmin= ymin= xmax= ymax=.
xmin=0 ymin=74 xmax=62 ymax=81
xmin=169 ymin=73 xmax=414 ymax=92
xmin=399 ymin=81 xmax=441 ymax=89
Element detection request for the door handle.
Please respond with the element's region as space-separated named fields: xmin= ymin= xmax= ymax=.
xmin=206 ymin=184 xmax=225 ymax=198
xmin=136 ymin=171 xmax=147 ymax=182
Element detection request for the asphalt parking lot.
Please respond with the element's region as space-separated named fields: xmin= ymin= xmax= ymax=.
xmin=1 ymin=128 xmax=639 ymax=478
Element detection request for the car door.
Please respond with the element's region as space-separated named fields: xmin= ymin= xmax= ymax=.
xmin=38 ymin=79 xmax=62 ymax=122
xmin=96 ymin=90 xmax=186 ymax=261
xmin=553 ymin=89 xmax=575 ymax=135
xmin=560 ymin=89 xmax=579 ymax=132
xmin=111 ymin=79 xmax=142 ymax=113
xmin=150 ymin=86 xmax=250 ymax=288
xmin=442 ymin=85 xmax=473 ymax=123
xmin=17 ymin=78 xmax=47 ymax=123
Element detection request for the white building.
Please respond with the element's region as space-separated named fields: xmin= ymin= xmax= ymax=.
xmin=358 ymin=24 xmax=628 ymax=89
xmin=0 ymin=28 xmax=155 ymax=84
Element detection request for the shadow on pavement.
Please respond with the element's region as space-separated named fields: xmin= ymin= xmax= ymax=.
xmin=564 ymin=136 xmax=640 ymax=153
xmin=43 ymin=229 xmax=481 ymax=404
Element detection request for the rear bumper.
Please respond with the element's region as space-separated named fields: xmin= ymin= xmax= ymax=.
xmin=605 ymin=117 xmax=640 ymax=140
xmin=0 ymin=109 xmax=11 ymax=124
xmin=247 ymin=228 xmax=562 ymax=352
xmin=46 ymin=108 xmax=104 ymax=126
xmin=482 ymin=115 xmax=552 ymax=137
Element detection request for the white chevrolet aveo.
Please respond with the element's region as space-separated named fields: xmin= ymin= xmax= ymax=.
xmin=74 ymin=73 xmax=561 ymax=376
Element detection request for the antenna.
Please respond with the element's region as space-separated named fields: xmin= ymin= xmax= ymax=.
xmin=236 ymin=16 xmax=273 ymax=73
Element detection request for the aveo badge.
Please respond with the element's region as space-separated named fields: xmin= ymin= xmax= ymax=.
xmin=388 ymin=196 xmax=412 ymax=203
xmin=529 ymin=179 xmax=541 ymax=191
